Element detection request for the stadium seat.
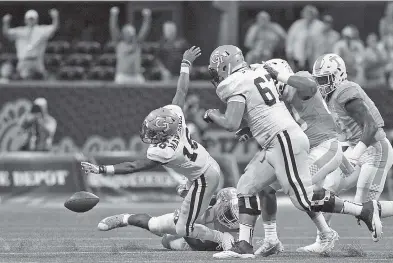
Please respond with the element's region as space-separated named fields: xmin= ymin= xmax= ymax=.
xmin=87 ymin=66 xmax=115 ymax=81
xmin=66 ymin=54 xmax=93 ymax=68
xmin=58 ymin=66 xmax=85 ymax=80
xmin=142 ymin=42 xmax=160 ymax=54
xmin=141 ymin=54 xmax=155 ymax=69
xmin=0 ymin=53 xmax=17 ymax=66
xmin=103 ymin=42 xmax=116 ymax=53
xmin=97 ymin=53 xmax=116 ymax=67
xmin=46 ymin=41 xmax=71 ymax=54
xmin=74 ymin=41 xmax=101 ymax=54
xmin=44 ymin=54 xmax=63 ymax=69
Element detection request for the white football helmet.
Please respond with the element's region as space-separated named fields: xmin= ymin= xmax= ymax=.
xmin=214 ymin=187 xmax=239 ymax=230
xmin=264 ymin=58 xmax=294 ymax=95
xmin=312 ymin=53 xmax=347 ymax=97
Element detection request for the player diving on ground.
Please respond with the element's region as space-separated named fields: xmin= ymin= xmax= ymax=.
xmin=81 ymin=46 xmax=234 ymax=251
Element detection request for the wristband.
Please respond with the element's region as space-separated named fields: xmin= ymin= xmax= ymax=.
xmin=98 ymin=165 xmax=105 ymax=174
xmin=181 ymin=59 xmax=191 ymax=67
xmin=105 ymin=165 xmax=115 ymax=175
xmin=180 ymin=67 xmax=190 ymax=74
xmin=351 ymin=141 xmax=367 ymax=160
xmin=277 ymin=72 xmax=293 ymax=84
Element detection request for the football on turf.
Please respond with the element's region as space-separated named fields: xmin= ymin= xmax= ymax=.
xmin=64 ymin=191 xmax=99 ymax=213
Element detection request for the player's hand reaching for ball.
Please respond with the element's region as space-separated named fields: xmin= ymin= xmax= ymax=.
xmin=81 ymin=162 xmax=100 ymax=174
xmin=183 ymin=46 xmax=202 ymax=65
xmin=263 ymin=62 xmax=279 ymax=80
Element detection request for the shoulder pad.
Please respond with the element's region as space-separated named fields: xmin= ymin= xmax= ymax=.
xmin=335 ymin=82 xmax=362 ymax=107
xmin=146 ymin=143 xmax=176 ymax=164
xmin=216 ymin=72 xmax=248 ymax=103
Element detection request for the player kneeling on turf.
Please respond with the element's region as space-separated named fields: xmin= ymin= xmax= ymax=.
xmin=95 ymin=187 xmax=239 ymax=251
xmin=81 ymin=46 xmax=233 ymax=251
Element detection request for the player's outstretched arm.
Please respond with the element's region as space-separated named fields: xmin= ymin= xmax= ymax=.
xmin=344 ymin=98 xmax=378 ymax=159
xmin=172 ymin=46 xmax=201 ymax=109
xmin=81 ymin=159 xmax=159 ymax=176
xmin=203 ymin=99 xmax=245 ymax=132
xmin=263 ymin=64 xmax=317 ymax=99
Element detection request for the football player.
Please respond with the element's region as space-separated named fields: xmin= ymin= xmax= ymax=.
xmin=96 ymin=187 xmax=239 ymax=251
xmin=204 ymin=45 xmax=382 ymax=259
xmin=262 ymin=53 xmax=393 ymax=250
xmin=81 ymin=46 xmax=233 ymax=251
xmin=248 ymin=59 xmax=343 ymax=256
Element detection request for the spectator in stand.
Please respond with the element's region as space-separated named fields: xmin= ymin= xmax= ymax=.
xmin=363 ymin=33 xmax=389 ymax=89
xmin=110 ymin=7 xmax=152 ymax=84
xmin=183 ymin=94 xmax=209 ymax=146
xmin=286 ymin=5 xmax=324 ymax=71
xmin=379 ymin=2 xmax=393 ymax=41
xmin=2 ymin=9 xmax=59 ymax=80
xmin=333 ymin=25 xmax=365 ymax=84
xmin=244 ymin=11 xmax=286 ymax=63
xmin=19 ymin=98 xmax=57 ymax=152
xmin=156 ymin=21 xmax=189 ymax=81
xmin=309 ymin=15 xmax=340 ymax=64
xmin=0 ymin=61 xmax=14 ymax=83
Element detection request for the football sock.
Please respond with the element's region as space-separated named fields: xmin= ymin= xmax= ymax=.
xmin=188 ymin=224 xmax=223 ymax=243
xmin=341 ymin=201 xmax=362 ymax=216
xmin=127 ymin=213 xmax=151 ymax=230
xmin=379 ymin=201 xmax=393 ymax=218
xmin=263 ymin=221 xmax=278 ymax=241
xmin=323 ymin=213 xmax=333 ymax=226
xmin=239 ymin=223 xmax=254 ymax=244
xmin=310 ymin=212 xmax=331 ymax=234
xmin=147 ymin=213 xmax=177 ymax=236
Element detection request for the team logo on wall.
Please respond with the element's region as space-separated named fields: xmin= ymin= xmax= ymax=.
xmin=0 ymin=99 xmax=32 ymax=151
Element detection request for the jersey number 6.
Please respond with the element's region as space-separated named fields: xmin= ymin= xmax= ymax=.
xmin=254 ymin=76 xmax=278 ymax=106
xmin=183 ymin=128 xmax=198 ymax=162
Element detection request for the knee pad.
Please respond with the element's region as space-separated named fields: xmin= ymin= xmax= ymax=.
xmin=238 ymin=195 xmax=261 ymax=215
xmin=310 ymin=190 xmax=335 ymax=213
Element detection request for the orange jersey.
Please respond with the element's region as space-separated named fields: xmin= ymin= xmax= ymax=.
xmin=327 ymin=80 xmax=386 ymax=147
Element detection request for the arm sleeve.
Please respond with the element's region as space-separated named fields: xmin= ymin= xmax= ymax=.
xmin=336 ymin=85 xmax=363 ymax=108
xmin=227 ymin=95 xmax=246 ymax=103
xmin=146 ymin=145 xmax=175 ymax=164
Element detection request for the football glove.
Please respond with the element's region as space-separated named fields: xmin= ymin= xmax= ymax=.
xmin=263 ymin=63 xmax=279 ymax=80
xmin=176 ymin=183 xmax=189 ymax=198
xmin=203 ymin=109 xmax=217 ymax=123
xmin=81 ymin=162 xmax=103 ymax=174
xmin=235 ymin=127 xmax=252 ymax=142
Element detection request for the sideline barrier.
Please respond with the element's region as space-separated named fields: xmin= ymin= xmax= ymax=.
xmin=0 ymin=152 xmax=89 ymax=201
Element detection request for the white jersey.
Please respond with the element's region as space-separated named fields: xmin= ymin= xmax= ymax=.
xmin=147 ymin=105 xmax=211 ymax=180
xmin=216 ymin=64 xmax=299 ymax=147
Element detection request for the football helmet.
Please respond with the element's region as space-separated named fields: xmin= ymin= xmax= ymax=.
xmin=140 ymin=107 xmax=180 ymax=144
xmin=214 ymin=187 xmax=239 ymax=230
xmin=208 ymin=45 xmax=247 ymax=87
xmin=264 ymin=58 xmax=294 ymax=95
xmin=312 ymin=53 xmax=347 ymax=97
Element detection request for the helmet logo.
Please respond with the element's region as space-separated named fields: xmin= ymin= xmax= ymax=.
xmin=211 ymin=51 xmax=229 ymax=66
xmin=154 ymin=116 xmax=173 ymax=132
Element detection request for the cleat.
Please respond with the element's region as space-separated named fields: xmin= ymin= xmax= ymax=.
xmin=297 ymin=229 xmax=339 ymax=255
xmin=213 ymin=240 xmax=255 ymax=259
xmin=221 ymin=232 xmax=235 ymax=251
xmin=357 ymin=200 xmax=383 ymax=242
xmin=98 ymin=213 xmax=130 ymax=231
xmin=255 ymin=239 xmax=284 ymax=257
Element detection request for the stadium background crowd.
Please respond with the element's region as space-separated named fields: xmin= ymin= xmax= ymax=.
xmin=1 ymin=1 xmax=393 ymax=202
